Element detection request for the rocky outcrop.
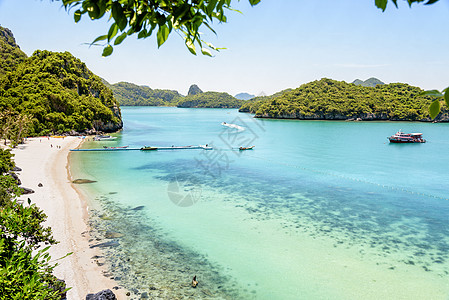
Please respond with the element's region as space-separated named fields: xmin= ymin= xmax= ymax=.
xmin=86 ymin=289 xmax=116 ymax=300
xmin=187 ymin=84 xmax=203 ymax=96
xmin=20 ymin=187 xmax=34 ymax=194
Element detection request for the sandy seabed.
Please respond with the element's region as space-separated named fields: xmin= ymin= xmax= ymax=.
xmin=11 ymin=137 xmax=127 ymax=299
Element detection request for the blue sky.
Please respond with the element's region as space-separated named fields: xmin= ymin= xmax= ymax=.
xmin=0 ymin=0 xmax=448 ymax=96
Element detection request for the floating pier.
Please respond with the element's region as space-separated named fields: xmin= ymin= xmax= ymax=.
xmin=70 ymin=145 xmax=212 ymax=152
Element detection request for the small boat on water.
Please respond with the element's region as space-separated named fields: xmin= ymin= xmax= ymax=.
xmin=239 ymin=145 xmax=255 ymax=150
xmin=94 ymin=135 xmax=117 ymax=141
xmin=388 ymin=131 xmax=426 ymax=143
xmin=199 ymin=144 xmax=213 ymax=150
xmin=103 ymin=146 xmax=129 ymax=149
xmin=140 ymin=146 xmax=158 ymax=151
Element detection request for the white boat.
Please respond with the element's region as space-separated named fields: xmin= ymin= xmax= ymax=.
xmin=199 ymin=144 xmax=213 ymax=150
xmin=93 ymin=135 xmax=117 ymax=141
xmin=221 ymin=122 xmax=245 ymax=132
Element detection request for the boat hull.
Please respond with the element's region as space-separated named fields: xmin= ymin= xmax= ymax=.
xmin=388 ymin=138 xmax=426 ymax=143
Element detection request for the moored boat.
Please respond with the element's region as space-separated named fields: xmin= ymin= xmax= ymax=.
xmin=199 ymin=144 xmax=213 ymax=150
xmin=388 ymin=131 xmax=426 ymax=143
xmin=103 ymin=145 xmax=129 ymax=149
xmin=140 ymin=146 xmax=158 ymax=151
xmin=239 ymin=145 xmax=255 ymax=150
xmin=94 ymin=135 xmax=117 ymax=141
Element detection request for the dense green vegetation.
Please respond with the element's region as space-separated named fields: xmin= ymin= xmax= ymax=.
xmin=238 ymin=88 xmax=292 ymax=113
xmin=239 ymin=78 xmax=448 ymax=121
xmin=0 ymin=27 xmax=27 ymax=78
xmin=0 ymin=149 xmax=66 ymax=299
xmin=0 ymin=26 xmax=122 ymax=137
xmin=177 ymin=91 xmax=244 ymax=108
xmin=106 ymin=81 xmax=181 ymax=106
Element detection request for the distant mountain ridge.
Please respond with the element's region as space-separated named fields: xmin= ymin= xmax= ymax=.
xmin=105 ymin=81 xmax=181 ymax=106
xmin=235 ymin=92 xmax=255 ymax=100
xmin=352 ymin=77 xmax=385 ymax=87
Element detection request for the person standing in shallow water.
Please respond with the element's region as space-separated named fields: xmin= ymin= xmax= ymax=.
xmin=191 ymin=276 xmax=198 ymax=288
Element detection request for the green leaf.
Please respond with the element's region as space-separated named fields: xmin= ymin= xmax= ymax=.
xmin=375 ymin=0 xmax=388 ymax=11
xmin=108 ymin=23 xmax=118 ymax=42
xmin=87 ymin=3 xmax=100 ymax=19
xmin=425 ymin=0 xmax=439 ymax=4
xmin=102 ymin=45 xmax=113 ymax=57
xmin=157 ymin=25 xmax=169 ymax=48
xmin=90 ymin=34 xmax=108 ymax=46
xmin=248 ymin=0 xmax=261 ymax=5
xmin=114 ymin=32 xmax=127 ymax=45
xmin=201 ymin=47 xmax=212 ymax=57
xmin=137 ymin=29 xmax=147 ymax=39
xmin=207 ymin=0 xmax=219 ymax=15
xmin=429 ymin=99 xmax=440 ymax=119
xmin=419 ymin=90 xmax=443 ymax=98
xmin=111 ymin=2 xmax=127 ymax=31
xmin=185 ymin=38 xmax=197 ymax=55
xmin=444 ymin=89 xmax=449 ymax=108
xmin=74 ymin=10 xmax=82 ymax=23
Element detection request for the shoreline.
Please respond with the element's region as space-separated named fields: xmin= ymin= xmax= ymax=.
xmin=12 ymin=137 xmax=127 ymax=299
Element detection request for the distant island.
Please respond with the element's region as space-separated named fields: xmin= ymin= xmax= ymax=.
xmin=239 ymin=78 xmax=449 ymax=122
xmin=235 ymin=92 xmax=255 ymax=100
xmin=177 ymin=89 xmax=244 ymax=108
xmin=110 ymin=82 xmax=246 ymax=108
xmin=104 ymin=81 xmax=181 ymax=106
xmin=352 ymin=77 xmax=385 ymax=87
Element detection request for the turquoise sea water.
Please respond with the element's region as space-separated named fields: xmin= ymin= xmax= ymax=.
xmin=71 ymin=107 xmax=449 ymax=299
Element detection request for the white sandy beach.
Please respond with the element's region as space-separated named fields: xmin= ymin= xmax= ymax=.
xmin=11 ymin=137 xmax=127 ymax=299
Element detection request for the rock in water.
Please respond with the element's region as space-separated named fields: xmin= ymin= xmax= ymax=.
xmin=105 ymin=231 xmax=124 ymax=239
xmin=38 ymin=183 xmax=43 ymax=187
xmin=131 ymin=205 xmax=145 ymax=211
xmin=72 ymin=179 xmax=97 ymax=184
xmin=86 ymin=289 xmax=117 ymax=300
xmin=89 ymin=241 xmax=120 ymax=248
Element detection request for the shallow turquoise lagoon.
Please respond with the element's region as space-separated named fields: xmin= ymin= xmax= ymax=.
xmin=71 ymin=107 xmax=449 ymax=299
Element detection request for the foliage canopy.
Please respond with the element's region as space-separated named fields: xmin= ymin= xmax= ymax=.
xmin=0 ymin=149 xmax=66 ymax=299
xmin=57 ymin=0 xmax=261 ymax=56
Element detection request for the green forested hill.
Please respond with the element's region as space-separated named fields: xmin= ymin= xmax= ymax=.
xmin=239 ymin=78 xmax=448 ymax=121
xmin=0 ymin=27 xmax=122 ymax=136
xmin=0 ymin=27 xmax=27 ymax=78
xmin=177 ymin=91 xmax=244 ymax=108
xmin=106 ymin=81 xmax=181 ymax=106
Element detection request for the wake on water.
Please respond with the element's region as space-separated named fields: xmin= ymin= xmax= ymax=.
xmin=221 ymin=122 xmax=245 ymax=132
